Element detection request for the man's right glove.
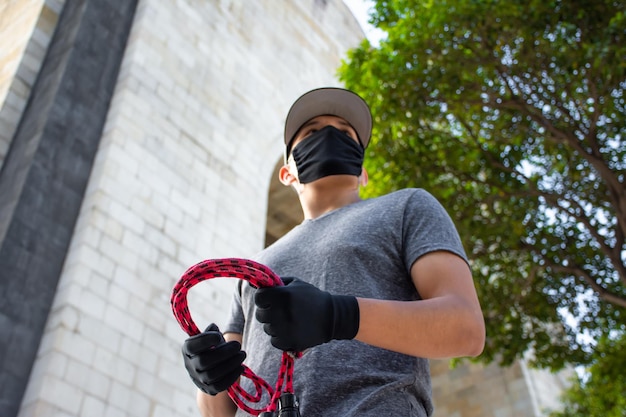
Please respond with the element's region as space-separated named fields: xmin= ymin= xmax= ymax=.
xmin=254 ymin=278 xmax=360 ymax=352
xmin=182 ymin=323 xmax=246 ymax=395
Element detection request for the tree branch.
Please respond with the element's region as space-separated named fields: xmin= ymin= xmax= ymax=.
xmin=547 ymin=263 xmax=626 ymax=308
xmin=494 ymin=68 xmax=626 ymax=239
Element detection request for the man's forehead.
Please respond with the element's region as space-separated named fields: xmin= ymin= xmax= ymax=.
xmin=299 ymin=115 xmax=354 ymax=130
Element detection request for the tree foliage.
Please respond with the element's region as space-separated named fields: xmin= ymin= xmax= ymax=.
xmin=549 ymin=333 xmax=626 ymax=417
xmin=339 ymin=0 xmax=625 ymax=370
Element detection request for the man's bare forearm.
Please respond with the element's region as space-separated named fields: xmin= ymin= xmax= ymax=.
xmin=197 ymin=390 xmax=237 ymax=417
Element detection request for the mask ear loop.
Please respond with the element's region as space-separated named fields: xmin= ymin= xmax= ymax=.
xmin=171 ymin=258 xmax=302 ymax=416
xmin=284 ymin=137 xmax=296 ymax=164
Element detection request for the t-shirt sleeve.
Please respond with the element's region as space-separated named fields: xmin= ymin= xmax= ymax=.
xmin=403 ymin=189 xmax=468 ymax=272
xmin=223 ymin=280 xmax=245 ymax=335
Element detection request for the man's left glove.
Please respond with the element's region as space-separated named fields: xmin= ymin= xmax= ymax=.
xmin=182 ymin=324 xmax=246 ymax=395
xmin=254 ymin=278 xmax=360 ymax=352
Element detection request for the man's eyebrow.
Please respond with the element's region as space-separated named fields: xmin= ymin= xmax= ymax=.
xmin=299 ymin=119 xmax=321 ymax=131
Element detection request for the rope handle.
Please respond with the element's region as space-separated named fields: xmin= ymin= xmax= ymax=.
xmin=171 ymin=258 xmax=300 ymax=415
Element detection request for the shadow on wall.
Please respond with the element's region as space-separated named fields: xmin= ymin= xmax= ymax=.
xmin=265 ymin=158 xmax=303 ymax=247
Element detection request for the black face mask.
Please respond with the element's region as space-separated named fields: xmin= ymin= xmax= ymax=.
xmin=291 ymin=125 xmax=365 ymax=184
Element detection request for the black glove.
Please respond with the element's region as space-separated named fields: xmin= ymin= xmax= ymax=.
xmin=182 ymin=323 xmax=246 ymax=395
xmin=254 ymin=278 xmax=360 ymax=352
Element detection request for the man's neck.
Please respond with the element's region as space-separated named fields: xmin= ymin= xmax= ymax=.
xmin=298 ymin=176 xmax=362 ymax=219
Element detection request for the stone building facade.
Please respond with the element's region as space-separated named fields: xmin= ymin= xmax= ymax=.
xmin=0 ymin=1 xmax=569 ymax=416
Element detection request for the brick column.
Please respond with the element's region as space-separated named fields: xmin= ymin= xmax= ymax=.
xmin=0 ymin=1 xmax=137 ymax=415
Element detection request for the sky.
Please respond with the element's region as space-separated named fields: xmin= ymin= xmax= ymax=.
xmin=342 ymin=0 xmax=385 ymax=45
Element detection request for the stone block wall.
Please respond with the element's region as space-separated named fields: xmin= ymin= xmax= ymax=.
xmin=431 ymin=358 xmax=572 ymax=417
xmin=432 ymin=359 xmax=537 ymax=417
xmin=0 ymin=0 xmax=65 ymax=169
xmin=0 ymin=1 xmax=138 ymax=416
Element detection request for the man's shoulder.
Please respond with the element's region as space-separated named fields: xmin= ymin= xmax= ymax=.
xmin=367 ymin=187 xmax=434 ymax=205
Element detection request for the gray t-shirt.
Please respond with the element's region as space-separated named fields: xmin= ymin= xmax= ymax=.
xmin=225 ymin=189 xmax=467 ymax=417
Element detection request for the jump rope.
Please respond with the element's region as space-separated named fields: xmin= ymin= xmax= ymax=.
xmin=171 ymin=258 xmax=302 ymax=416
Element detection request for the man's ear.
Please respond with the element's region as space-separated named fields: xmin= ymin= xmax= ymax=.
xmin=279 ymin=164 xmax=298 ymax=186
xmin=359 ymin=167 xmax=368 ymax=187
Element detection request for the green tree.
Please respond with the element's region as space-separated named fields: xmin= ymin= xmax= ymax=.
xmin=339 ymin=0 xmax=625 ymax=370
xmin=549 ymin=333 xmax=626 ymax=417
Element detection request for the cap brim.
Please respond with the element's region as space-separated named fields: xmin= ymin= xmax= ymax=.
xmin=284 ymin=88 xmax=372 ymax=150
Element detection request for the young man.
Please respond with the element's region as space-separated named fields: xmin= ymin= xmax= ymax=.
xmin=182 ymin=88 xmax=485 ymax=417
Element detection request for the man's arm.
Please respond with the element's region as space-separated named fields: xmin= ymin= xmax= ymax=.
xmin=254 ymin=250 xmax=485 ymax=358
xmin=355 ymin=250 xmax=485 ymax=358
xmin=196 ymin=333 xmax=242 ymax=417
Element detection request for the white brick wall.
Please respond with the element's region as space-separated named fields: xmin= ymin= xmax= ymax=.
xmin=521 ymin=357 xmax=575 ymax=416
xmin=18 ymin=1 xmax=363 ymax=416
xmin=0 ymin=0 xmax=66 ymax=170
